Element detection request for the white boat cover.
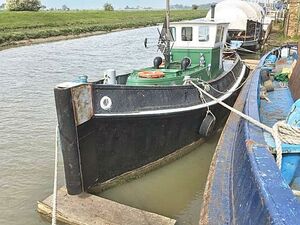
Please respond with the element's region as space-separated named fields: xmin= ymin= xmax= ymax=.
xmin=249 ymin=2 xmax=265 ymax=18
xmin=206 ymin=0 xmax=265 ymax=31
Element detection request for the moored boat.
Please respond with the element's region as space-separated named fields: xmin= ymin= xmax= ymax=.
xmin=206 ymin=0 xmax=265 ymax=53
xmin=200 ymin=43 xmax=300 ymax=224
xmin=54 ymin=4 xmax=249 ymax=195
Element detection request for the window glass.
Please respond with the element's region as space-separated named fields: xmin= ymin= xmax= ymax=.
xmin=170 ymin=27 xmax=176 ymax=41
xmin=181 ymin=27 xmax=193 ymax=41
xmin=215 ymin=26 xmax=224 ymax=43
xmin=198 ymin=26 xmax=209 ymax=42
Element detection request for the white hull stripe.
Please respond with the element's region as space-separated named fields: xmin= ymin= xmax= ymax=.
xmin=94 ymin=64 xmax=246 ymax=117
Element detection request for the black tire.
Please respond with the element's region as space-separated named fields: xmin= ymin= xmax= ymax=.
xmin=199 ymin=114 xmax=216 ymax=137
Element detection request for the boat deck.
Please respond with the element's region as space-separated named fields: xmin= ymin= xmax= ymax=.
xmin=262 ymin=86 xmax=300 ymax=191
xmin=259 ymin=59 xmax=300 ymax=191
xmin=261 ymin=85 xmax=294 ymax=147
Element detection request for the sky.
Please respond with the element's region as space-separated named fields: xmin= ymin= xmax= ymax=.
xmin=0 ymin=0 xmax=218 ymax=9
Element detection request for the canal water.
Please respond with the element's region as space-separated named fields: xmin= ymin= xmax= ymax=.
xmin=99 ymin=135 xmax=219 ymax=225
xmin=0 ymin=27 xmax=220 ymax=225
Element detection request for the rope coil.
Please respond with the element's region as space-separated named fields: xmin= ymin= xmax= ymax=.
xmin=275 ymin=121 xmax=300 ymax=144
xmin=273 ymin=121 xmax=300 ymax=169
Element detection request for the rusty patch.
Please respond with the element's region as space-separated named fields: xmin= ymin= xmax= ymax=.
xmin=71 ymin=84 xmax=93 ymax=126
xmin=245 ymin=139 xmax=256 ymax=151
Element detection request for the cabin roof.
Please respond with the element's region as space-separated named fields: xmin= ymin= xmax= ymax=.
xmin=169 ymin=19 xmax=229 ymax=26
xmin=205 ymin=0 xmax=264 ymax=30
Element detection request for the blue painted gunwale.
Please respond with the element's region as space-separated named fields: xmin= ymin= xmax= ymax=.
xmin=200 ymin=47 xmax=300 ymax=225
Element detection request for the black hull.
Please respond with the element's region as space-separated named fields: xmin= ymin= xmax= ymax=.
xmin=54 ymin=56 xmax=248 ymax=195
xmin=240 ymin=40 xmax=260 ymax=52
xmin=231 ymin=39 xmax=260 ymax=53
xmin=78 ymin=100 xmax=236 ymax=191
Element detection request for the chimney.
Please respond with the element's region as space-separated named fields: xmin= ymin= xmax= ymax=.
xmin=211 ymin=3 xmax=216 ymax=21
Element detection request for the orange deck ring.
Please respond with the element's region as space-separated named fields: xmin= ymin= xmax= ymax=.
xmin=138 ymin=71 xmax=165 ymax=78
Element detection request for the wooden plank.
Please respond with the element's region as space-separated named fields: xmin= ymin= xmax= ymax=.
xmin=37 ymin=187 xmax=176 ymax=225
xmin=292 ymin=189 xmax=300 ymax=196
xmin=263 ymin=22 xmax=272 ymax=44
xmin=242 ymin=59 xmax=259 ymax=70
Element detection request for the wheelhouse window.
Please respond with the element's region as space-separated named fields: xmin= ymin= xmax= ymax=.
xmin=198 ymin=26 xmax=209 ymax=42
xmin=215 ymin=26 xmax=224 ymax=43
xmin=170 ymin=27 xmax=176 ymax=41
xmin=181 ymin=27 xmax=193 ymax=41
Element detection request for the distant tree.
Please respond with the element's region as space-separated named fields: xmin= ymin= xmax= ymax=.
xmin=103 ymin=2 xmax=114 ymax=11
xmin=0 ymin=3 xmax=5 ymax=9
xmin=125 ymin=5 xmax=130 ymax=10
xmin=6 ymin=0 xmax=41 ymax=11
xmin=62 ymin=4 xmax=70 ymax=11
xmin=171 ymin=4 xmax=184 ymax=9
xmin=192 ymin=4 xmax=199 ymax=10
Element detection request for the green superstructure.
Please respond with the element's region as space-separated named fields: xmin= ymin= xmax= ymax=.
xmin=126 ymin=19 xmax=229 ymax=86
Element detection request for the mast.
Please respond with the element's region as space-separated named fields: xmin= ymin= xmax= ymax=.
xmin=165 ymin=0 xmax=171 ymax=68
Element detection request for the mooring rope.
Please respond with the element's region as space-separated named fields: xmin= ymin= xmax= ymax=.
xmin=187 ymin=72 xmax=250 ymax=96
xmin=189 ymin=80 xmax=300 ymax=169
xmin=51 ymin=125 xmax=59 ymax=225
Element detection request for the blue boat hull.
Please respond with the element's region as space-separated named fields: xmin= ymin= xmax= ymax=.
xmin=200 ymin=47 xmax=300 ymax=224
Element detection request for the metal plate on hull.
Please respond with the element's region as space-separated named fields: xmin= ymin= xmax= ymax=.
xmin=71 ymin=84 xmax=93 ymax=126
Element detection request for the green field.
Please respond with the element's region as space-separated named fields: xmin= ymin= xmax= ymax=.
xmin=0 ymin=9 xmax=207 ymax=47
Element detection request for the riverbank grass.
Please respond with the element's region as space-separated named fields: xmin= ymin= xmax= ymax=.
xmin=264 ymin=21 xmax=299 ymax=51
xmin=0 ymin=10 xmax=207 ymax=47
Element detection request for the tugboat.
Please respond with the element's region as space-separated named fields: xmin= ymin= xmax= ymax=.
xmin=54 ymin=3 xmax=249 ymax=195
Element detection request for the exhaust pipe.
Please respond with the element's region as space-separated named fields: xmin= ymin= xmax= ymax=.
xmin=211 ymin=3 xmax=216 ymax=21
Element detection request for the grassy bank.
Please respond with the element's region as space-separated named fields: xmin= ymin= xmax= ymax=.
xmin=264 ymin=21 xmax=299 ymax=52
xmin=0 ymin=9 xmax=207 ymax=47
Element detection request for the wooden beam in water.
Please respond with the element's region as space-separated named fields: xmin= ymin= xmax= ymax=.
xmin=293 ymin=189 xmax=300 ymax=197
xmin=37 ymin=187 xmax=176 ymax=225
xmin=242 ymin=59 xmax=260 ymax=70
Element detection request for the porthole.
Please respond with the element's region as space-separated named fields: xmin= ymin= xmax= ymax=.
xmin=100 ymin=96 xmax=112 ymax=111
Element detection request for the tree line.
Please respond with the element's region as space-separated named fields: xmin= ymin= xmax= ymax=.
xmin=0 ymin=1 xmax=207 ymax=12
xmin=1 ymin=0 xmax=115 ymax=11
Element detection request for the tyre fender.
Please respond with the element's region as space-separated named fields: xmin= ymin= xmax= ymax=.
xmin=199 ymin=111 xmax=216 ymax=137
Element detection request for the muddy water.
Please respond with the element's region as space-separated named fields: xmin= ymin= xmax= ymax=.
xmin=99 ymin=134 xmax=220 ymax=225
xmin=0 ymin=26 xmax=221 ymax=225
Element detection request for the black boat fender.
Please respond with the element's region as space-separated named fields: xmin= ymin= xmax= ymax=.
xmin=181 ymin=57 xmax=191 ymax=70
xmin=199 ymin=111 xmax=216 ymax=137
xmin=153 ymin=57 xmax=163 ymax=69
